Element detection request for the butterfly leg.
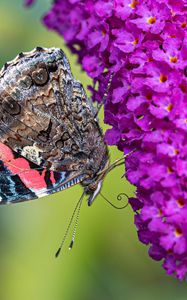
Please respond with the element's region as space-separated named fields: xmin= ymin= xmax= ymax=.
xmin=94 ymin=73 xmax=114 ymax=117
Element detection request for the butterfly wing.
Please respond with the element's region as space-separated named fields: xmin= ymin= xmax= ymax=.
xmin=0 ymin=142 xmax=85 ymax=204
xmin=0 ymin=48 xmax=106 ymax=178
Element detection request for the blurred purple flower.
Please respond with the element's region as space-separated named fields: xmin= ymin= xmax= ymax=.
xmin=24 ymin=0 xmax=35 ymax=6
xmin=25 ymin=0 xmax=187 ymax=280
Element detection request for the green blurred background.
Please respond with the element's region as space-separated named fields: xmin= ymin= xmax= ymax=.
xmin=0 ymin=1 xmax=186 ymax=299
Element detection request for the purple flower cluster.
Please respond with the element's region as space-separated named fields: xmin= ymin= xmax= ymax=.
xmin=26 ymin=0 xmax=187 ymax=280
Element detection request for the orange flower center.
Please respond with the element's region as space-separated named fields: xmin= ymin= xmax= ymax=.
xmin=174 ymin=149 xmax=179 ymax=155
xmin=167 ymin=167 xmax=173 ymax=174
xmin=157 ymin=208 xmax=163 ymax=217
xmin=147 ymin=57 xmax=153 ymax=62
xmin=169 ymin=34 xmax=176 ymax=38
xmin=175 ymin=228 xmax=182 ymax=237
xmin=132 ymin=38 xmax=138 ymax=45
xmin=129 ymin=1 xmax=139 ymax=9
xmin=147 ymin=16 xmax=156 ymax=24
xmin=160 ymin=74 xmax=168 ymax=83
xmin=181 ymin=22 xmax=186 ymax=28
xmin=170 ymin=56 xmax=178 ymax=63
xmin=166 ymin=103 xmax=173 ymax=112
xmin=177 ymin=198 xmax=185 ymax=208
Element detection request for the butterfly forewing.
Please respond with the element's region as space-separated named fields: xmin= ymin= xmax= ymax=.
xmin=0 ymin=48 xmax=98 ymax=171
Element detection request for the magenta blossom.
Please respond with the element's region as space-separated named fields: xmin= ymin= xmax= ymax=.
xmin=26 ymin=0 xmax=187 ymax=280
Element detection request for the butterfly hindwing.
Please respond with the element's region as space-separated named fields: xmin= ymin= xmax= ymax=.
xmin=0 ymin=142 xmax=85 ymax=204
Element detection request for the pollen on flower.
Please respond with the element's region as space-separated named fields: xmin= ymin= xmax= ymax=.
xmin=175 ymin=228 xmax=182 ymax=237
xmin=166 ymin=103 xmax=173 ymax=112
xmin=181 ymin=22 xmax=186 ymax=28
xmin=177 ymin=198 xmax=185 ymax=208
xmin=132 ymin=38 xmax=138 ymax=45
xmin=147 ymin=16 xmax=156 ymax=24
xmin=169 ymin=34 xmax=177 ymax=38
xmin=174 ymin=149 xmax=179 ymax=155
xmin=159 ymin=74 xmax=168 ymax=83
xmin=170 ymin=56 xmax=178 ymax=63
xmin=167 ymin=166 xmax=173 ymax=174
xmin=157 ymin=208 xmax=163 ymax=217
xmin=129 ymin=1 xmax=139 ymax=9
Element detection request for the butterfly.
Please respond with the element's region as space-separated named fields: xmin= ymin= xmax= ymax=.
xmin=0 ymin=47 xmax=116 ymax=207
xmin=0 ymin=47 xmax=132 ymax=254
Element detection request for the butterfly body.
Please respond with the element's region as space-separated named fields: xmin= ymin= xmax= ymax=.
xmin=0 ymin=47 xmax=109 ymax=204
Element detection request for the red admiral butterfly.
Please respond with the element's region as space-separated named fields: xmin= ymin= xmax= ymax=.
xmin=0 ymin=47 xmax=129 ymax=253
xmin=0 ymin=47 xmax=111 ymax=204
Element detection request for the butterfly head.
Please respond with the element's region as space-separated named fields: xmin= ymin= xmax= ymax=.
xmin=83 ymin=152 xmax=131 ymax=206
xmin=83 ymin=157 xmax=110 ymax=206
xmin=86 ymin=180 xmax=104 ymax=206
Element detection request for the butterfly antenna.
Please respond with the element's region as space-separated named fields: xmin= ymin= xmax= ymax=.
xmin=55 ymin=191 xmax=85 ymax=258
xmin=100 ymin=192 xmax=129 ymax=209
xmin=69 ymin=191 xmax=84 ymax=250
xmin=97 ymin=149 xmax=137 ymax=177
xmin=109 ymin=149 xmax=137 ymax=172
xmin=95 ymin=73 xmax=113 ymax=117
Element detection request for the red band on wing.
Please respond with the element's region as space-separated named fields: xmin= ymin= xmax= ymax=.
xmin=0 ymin=143 xmax=48 ymax=190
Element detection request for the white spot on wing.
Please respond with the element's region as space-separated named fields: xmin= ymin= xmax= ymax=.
xmin=21 ymin=144 xmax=43 ymax=165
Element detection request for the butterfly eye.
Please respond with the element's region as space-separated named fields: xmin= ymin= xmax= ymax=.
xmin=32 ymin=68 xmax=48 ymax=85
xmin=19 ymin=75 xmax=32 ymax=89
xmin=2 ymin=97 xmax=21 ymax=115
